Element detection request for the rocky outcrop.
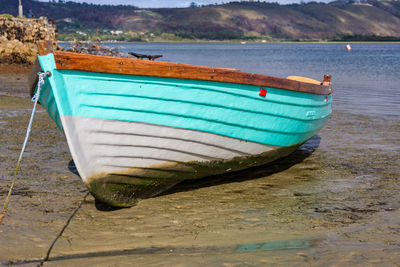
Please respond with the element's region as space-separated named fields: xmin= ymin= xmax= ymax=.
xmin=0 ymin=16 xmax=57 ymax=64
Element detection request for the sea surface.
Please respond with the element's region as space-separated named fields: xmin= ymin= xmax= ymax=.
xmin=96 ymin=42 xmax=399 ymax=120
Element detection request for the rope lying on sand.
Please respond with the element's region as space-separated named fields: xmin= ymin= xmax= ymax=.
xmin=0 ymin=72 xmax=46 ymax=225
xmin=0 ymin=71 xmax=89 ymax=265
xmin=38 ymin=192 xmax=90 ymax=266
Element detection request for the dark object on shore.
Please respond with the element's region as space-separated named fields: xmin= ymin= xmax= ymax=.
xmin=128 ymin=52 xmax=163 ymax=61
xmin=27 ymin=9 xmax=35 ymax=18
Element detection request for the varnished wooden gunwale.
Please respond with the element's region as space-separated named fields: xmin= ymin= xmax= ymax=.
xmin=37 ymin=40 xmax=331 ymax=95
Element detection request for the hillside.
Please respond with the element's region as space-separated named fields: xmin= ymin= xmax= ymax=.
xmin=1 ymin=0 xmax=400 ymax=41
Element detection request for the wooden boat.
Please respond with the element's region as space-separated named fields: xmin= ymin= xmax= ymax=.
xmin=29 ymin=41 xmax=332 ymax=207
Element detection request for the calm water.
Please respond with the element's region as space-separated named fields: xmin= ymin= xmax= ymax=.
xmin=95 ymin=42 xmax=399 ymax=120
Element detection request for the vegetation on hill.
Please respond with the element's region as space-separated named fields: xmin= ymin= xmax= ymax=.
xmin=1 ymin=0 xmax=400 ymax=42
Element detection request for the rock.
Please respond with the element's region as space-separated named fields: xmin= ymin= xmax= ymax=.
xmin=0 ymin=16 xmax=57 ymax=64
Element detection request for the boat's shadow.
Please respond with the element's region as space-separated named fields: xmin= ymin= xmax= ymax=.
xmin=68 ymin=135 xmax=321 ymax=210
xmin=161 ymin=135 xmax=321 ymax=196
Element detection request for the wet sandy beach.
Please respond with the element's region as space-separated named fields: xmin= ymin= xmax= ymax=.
xmin=0 ymin=65 xmax=399 ymax=266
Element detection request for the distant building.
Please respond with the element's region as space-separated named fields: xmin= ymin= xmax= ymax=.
xmin=111 ymin=30 xmax=123 ymax=35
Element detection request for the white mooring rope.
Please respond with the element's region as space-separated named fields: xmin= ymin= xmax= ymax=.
xmin=0 ymin=72 xmax=47 ymax=224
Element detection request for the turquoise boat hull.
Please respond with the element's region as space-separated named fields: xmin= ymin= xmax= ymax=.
xmin=35 ymin=53 xmax=332 ymax=207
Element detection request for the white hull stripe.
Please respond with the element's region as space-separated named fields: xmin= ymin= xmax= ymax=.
xmin=61 ymin=116 xmax=277 ymax=182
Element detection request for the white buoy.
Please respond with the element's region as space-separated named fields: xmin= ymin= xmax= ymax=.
xmin=346 ymin=44 xmax=352 ymax=51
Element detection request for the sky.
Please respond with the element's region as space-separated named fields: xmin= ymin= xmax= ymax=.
xmin=62 ymin=0 xmax=331 ymax=8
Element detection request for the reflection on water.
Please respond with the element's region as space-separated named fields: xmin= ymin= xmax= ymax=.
xmin=12 ymin=238 xmax=315 ymax=265
xmin=164 ymin=135 xmax=321 ymax=196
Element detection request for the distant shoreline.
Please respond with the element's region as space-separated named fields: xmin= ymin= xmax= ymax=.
xmin=58 ymin=40 xmax=400 ymax=44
